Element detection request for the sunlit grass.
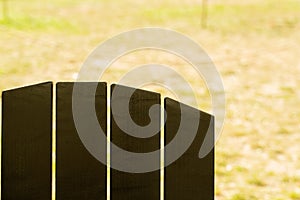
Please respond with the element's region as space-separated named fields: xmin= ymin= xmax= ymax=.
xmin=141 ymin=1 xmax=300 ymax=36
xmin=0 ymin=17 xmax=79 ymax=33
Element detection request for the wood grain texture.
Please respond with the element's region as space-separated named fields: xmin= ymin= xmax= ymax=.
xmin=164 ymin=97 xmax=214 ymax=200
xmin=1 ymin=82 xmax=53 ymax=200
xmin=110 ymin=84 xmax=160 ymax=200
xmin=56 ymin=82 xmax=107 ymax=200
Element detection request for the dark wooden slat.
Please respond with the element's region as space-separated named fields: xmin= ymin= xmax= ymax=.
xmin=56 ymin=82 xmax=107 ymax=200
xmin=1 ymin=82 xmax=53 ymax=200
xmin=110 ymin=84 xmax=160 ymax=200
xmin=164 ymin=97 xmax=214 ymax=200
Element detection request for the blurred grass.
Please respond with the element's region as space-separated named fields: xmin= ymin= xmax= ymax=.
xmin=142 ymin=1 xmax=300 ymax=36
xmin=0 ymin=17 xmax=79 ymax=32
xmin=1 ymin=0 xmax=300 ymax=199
xmin=1 ymin=0 xmax=299 ymax=35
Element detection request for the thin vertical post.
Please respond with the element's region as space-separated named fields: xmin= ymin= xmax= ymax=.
xmin=202 ymin=0 xmax=208 ymax=28
xmin=2 ymin=0 xmax=8 ymax=20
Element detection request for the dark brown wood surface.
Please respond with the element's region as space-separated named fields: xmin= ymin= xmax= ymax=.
xmin=1 ymin=81 xmax=215 ymax=199
xmin=56 ymin=82 xmax=107 ymax=200
xmin=1 ymin=82 xmax=53 ymax=200
xmin=110 ymin=84 xmax=160 ymax=200
xmin=164 ymin=97 xmax=214 ymax=200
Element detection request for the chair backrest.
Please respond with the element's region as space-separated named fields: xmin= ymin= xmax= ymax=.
xmin=1 ymin=82 xmax=214 ymax=200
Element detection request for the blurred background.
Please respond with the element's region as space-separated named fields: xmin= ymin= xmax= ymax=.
xmin=1 ymin=0 xmax=300 ymax=199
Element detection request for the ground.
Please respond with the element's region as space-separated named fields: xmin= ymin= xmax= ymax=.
xmin=0 ymin=0 xmax=300 ymax=199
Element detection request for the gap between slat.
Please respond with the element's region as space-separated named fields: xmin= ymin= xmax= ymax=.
xmin=107 ymin=85 xmax=111 ymax=200
xmin=52 ymin=84 xmax=56 ymax=200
